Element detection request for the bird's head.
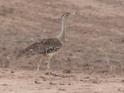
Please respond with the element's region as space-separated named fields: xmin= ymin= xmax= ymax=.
xmin=61 ymin=12 xmax=71 ymax=18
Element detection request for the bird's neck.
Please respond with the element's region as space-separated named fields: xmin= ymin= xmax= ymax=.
xmin=57 ymin=16 xmax=66 ymax=42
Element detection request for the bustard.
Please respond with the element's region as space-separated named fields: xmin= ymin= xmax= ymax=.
xmin=18 ymin=12 xmax=70 ymax=76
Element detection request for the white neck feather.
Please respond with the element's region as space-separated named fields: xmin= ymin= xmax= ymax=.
xmin=56 ymin=15 xmax=67 ymax=42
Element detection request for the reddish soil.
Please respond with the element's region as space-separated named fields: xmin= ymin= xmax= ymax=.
xmin=0 ymin=0 xmax=124 ymax=92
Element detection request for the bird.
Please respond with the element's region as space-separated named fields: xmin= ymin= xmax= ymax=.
xmin=18 ymin=12 xmax=70 ymax=77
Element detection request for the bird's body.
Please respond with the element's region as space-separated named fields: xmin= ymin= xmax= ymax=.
xmin=18 ymin=12 xmax=70 ymax=78
xmin=21 ymin=38 xmax=62 ymax=56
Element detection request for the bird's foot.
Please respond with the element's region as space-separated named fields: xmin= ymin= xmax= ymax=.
xmin=45 ymin=71 xmax=53 ymax=75
xmin=34 ymin=80 xmax=41 ymax=84
xmin=45 ymin=71 xmax=60 ymax=76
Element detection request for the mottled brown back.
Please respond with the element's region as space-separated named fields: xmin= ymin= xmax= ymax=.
xmin=18 ymin=38 xmax=62 ymax=57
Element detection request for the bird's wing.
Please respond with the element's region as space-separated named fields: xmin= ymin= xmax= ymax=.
xmin=18 ymin=38 xmax=62 ymax=57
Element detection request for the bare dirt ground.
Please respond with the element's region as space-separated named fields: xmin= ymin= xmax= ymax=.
xmin=0 ymin=0 xmax=124 ymax=93
xmin=0 ymin=68 xmax=124 ymax=93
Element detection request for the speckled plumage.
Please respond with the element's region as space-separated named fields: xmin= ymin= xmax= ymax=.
xmin=18 ymin=12 xmax=70 ymax=77
xmin=20 ymin=38 xmax=62 ymax=56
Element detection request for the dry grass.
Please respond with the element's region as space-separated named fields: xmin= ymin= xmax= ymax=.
xmin=0 ymin=0 xmax=124 ymax=93
xmin=0 ymin=0 xmax=124 ymax=74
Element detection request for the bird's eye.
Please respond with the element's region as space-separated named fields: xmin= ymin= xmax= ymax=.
xmin=30 ymin=49 xmax=33 ymax=51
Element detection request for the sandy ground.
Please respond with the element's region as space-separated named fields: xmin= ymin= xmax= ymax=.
xmin=0 ymin=0 xmax=124 ymax=93
xmin=0 ymin=68 xmax=123 ymax=93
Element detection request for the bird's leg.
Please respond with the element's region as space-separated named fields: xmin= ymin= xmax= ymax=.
xmin=47 ymin=55 xmax=53 ymax=80
xmin=35 ymin=56 xmax=42 ymax=74
xmin=36 ymin=60 xmax=40 ymax=73
xmin=47 ymin=57 xmax=51 ymax=77
xmin=33 ymin=56 xmax=43 ymax=83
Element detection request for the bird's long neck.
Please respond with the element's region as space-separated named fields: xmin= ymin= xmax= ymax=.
xmin=57 ymin=16 xmax=66 ymax=42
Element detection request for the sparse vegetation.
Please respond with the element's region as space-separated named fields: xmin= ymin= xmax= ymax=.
xmin=0 ymin=0 xmax=124 ymax=92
